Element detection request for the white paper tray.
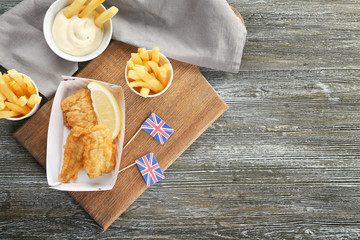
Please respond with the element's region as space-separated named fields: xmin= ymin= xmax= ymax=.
xmin=46 ymin=76 xmax=125 ymax=191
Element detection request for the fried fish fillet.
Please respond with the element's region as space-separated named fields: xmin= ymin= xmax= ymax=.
xmin=83 ymin=125 xmax=116 ymax=179
xmin=61 ymin=89 xmax=97 ymax=129
xmin=58 ymin=126 xmax=89 ymax=183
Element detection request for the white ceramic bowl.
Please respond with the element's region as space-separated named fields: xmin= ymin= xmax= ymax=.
xmin=6 ymin=73 xmax=40 ymax=121
xmin=43 ymin=0 xmax=112 ymax=62
xmin=125 ymin=51 xmax=173 ymax=98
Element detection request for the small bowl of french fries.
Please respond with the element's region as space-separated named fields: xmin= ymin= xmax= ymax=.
xmin=0 ymin=69 xmax=42 ymax=120
xmin=43 ymin=0 xmax=118 ymax=62
xmin=125 ymin=47 xmax=173 ymax=98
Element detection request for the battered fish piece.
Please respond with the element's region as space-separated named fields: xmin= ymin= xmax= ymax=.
xmin=61 ymin=89 xmax=97 ymax=129
xmin=83 ymin=125 xmax=116 ymax=178
xmin=58 ymin=126 xmax=88 ymax=183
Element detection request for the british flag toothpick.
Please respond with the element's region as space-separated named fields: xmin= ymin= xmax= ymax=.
xmin=141 ymin=113 xmax=174 ymax=144
xmin=136 ymin=153 xmax=165 ymax=186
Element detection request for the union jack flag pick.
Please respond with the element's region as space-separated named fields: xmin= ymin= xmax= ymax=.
xmin=141 ymin=113 xmax=174 ymax=144
xmin=136 ymin=153 xmax=165 ymax=186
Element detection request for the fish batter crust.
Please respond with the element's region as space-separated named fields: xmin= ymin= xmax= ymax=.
xmin=61 ymin=89 xmax=97 ymax=129
xmin=58 ymin=126 xmax=88 ymax=183
xmin=83 ymin=125 xmax=116 ymax=179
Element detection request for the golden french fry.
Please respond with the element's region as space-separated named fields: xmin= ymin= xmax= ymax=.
xmin=144 ymin=61 xmax=152 ymax=73
xmin=64 ymin=0 xmax=87 ymax=18
xmin=22 ymin=75 xmax=37 ymax=96
xmin=27 ymin=94 xmax=42 ymax=108
xmin=147 ymin=61 xmax=160 ymax=78
xmin=127 ymin=70 xmax=140 ymax=81
xmin=139 ymin=48 xmax=149 ymax=61
xmin=133 ymin=67 xmax=163 ymax=92
xmin=126 ymin=61 xmax=135 ymax=70
xmin=150 ymin=73 xmax=156 ymax=77
xmin=137 ymin=48 xmax=146 ymax=53
xmin=158 ymin=66 xmax=167 ymax=86
xmin=162 ymin=63 xmax=171 ymax=72
xmin=79 ymin=0 xmax=105 ymax=18
xmin=0 ymin=101 xmax=5 ymax=110
xmin=94 ymin=6 xmax=118 ymax=27
xmin=140 ymin=88 xmax=150 ymax=98
xmin=7 ymin=69 xmax=29 ymax=96
xmin=0 ymin=75 xmax=18 ymax=104
xmin=16 ymin=96 xmax=28 ymax=107
xmin=128 ymin=81 xmax=153 ymax=89
xmin=0 ymin=92 xmax=6 ymax=101
xmin=134 ymin=64 xmax=148 ymax=72
xmin=152 ymin=46 xmax=159 ymax=63
xmin=8 ymin=80 xmax=25 ymax=97
xmin=131 ymin=53 xmax=143 ymax=65
xmin=0 ymin=110 xmax=20 ymax=118
xmin=2 ymin=74 xmax=11 ymax=84
xmin=5 ymin=102 xmax=31 ymax=116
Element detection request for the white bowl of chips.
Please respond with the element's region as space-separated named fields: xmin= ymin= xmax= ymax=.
xmin=125 ymin=47 xmax=173 ymax=98
xmin=0 ymin=70 xmax=41 ymax=121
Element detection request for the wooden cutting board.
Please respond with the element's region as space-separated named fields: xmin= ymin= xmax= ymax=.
xmin=13 ymin=41 xmax=227 ymax=230
xmin=14 ymin=7 xmax=242 ymax=230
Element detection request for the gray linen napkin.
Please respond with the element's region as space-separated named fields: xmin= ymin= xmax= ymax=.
xmin=0 ymin=0 xmax=247 ymax=98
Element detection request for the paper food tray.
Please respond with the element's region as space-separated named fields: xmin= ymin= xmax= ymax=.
xmin=46 ymin=76 xmax=125 ymax=191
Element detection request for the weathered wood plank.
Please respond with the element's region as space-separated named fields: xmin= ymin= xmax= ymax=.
xmin=231 ymin=0 xmax=360 ymax=71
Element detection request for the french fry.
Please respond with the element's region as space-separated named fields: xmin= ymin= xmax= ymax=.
xmin=147 ymin=61 xmax=160 ymax=78
xmin=152 ymin=46 xmax=159 ymax=63
xmin=8 ymin=80 xmax=25 ymax=97
xmin=64 ymin=0 xmax=87 ymax=18
xmin=0 ymin=92 xmax=6 ymax=101
xmin=0 ymin=75 xmax=18 ymax=104
xmin=126 ymin=61 xmax=135 ymax=70
xmin=79 ymin=0 xmax=105 ymax=18
xmin=158 ymin=66 xmax=167 ymax=86
xmin=22 ymin=75 xmax=37 ymax=96
xmin=127 ymin=70 xmax=140 ymax=81
xmin=139 ymin=48 xmax=149 ymax=61
xmin=5 ymin=102 xmax=31 ymax=116
xmin=131 ymin=53 xmax=143 ymax=65
xmin=133 ymin=67 xmax=163 ymax=92
xmin=162 ymin=63 xmax=172 ymax=73
xmin=27 ymin=94 xmax=42 ymax=108
xmin=144 ymin=61 xmax=152 ymax=73
xmin=7 ymin=69 xmax=29 ymax=97
xmin=128 ymin=81 xmax=153 ymax=89
xmin=94 ymin=6 xmax=118 ymax=27
xmin=2 ymin=74 xmax=11 ymax=84
xmin=0 ymin=101 xmax=5 ymax=110
xmin=16 ymin=96 xmax=28 ymax=107
xmin=0 ymin=110 xmax=20 ymax=119
xmin=140 ymin=88 xmax=150 ymax=98
xmin=138 ymin=48 xmax=146 ymax=53
xmin=134 ymin=64 xmax=148 ymax=72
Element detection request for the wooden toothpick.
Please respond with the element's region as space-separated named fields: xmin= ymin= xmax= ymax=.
xmin=118 ymin=127 xmax=142 ymax=173
xmin=122 ymin=127 xmax=142 ymax=150
xmin=118 ymin=162 xmax=137 ymax=173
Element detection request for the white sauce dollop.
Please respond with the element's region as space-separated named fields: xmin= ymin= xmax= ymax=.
xmin=52 ymin=8 xmax=104 ymax=56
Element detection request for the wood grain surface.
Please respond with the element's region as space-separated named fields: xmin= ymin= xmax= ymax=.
xmin=1 ymin=0 xmax=360 ymax=239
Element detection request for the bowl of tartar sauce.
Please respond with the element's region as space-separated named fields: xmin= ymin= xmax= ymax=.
xmin=43 ymin=0 xmax=113 ymax=62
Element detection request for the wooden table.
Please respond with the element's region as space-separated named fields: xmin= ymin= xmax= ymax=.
xmin=1 ymin=0 xmax=360 ymax=239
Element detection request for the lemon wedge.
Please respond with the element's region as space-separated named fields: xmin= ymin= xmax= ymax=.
xmin=88 ymin=81 xmax=121 ymax=140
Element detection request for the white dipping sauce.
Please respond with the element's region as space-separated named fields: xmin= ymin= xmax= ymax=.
xmin=52 ymin=8 xmax=104 ymax=56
